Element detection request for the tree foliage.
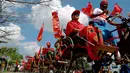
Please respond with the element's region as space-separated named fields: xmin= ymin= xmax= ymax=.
xmin=0 ymin=47 xmax=23 ymax=64
xmin=0 ymin=0 xmax=52 ymax=42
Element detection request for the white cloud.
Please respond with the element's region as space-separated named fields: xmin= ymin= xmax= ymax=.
xmin=0 ymin=23 xmax=25 ymax=42
xmin=31 ymin=0 xmax=89 ymax=32
xmin=17 ymin=42 xmax=40 ymax=57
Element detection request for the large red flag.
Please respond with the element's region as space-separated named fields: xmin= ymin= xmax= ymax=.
xmin=37 ymin=24 xmax=44 ymax=42
xmin=52 ymin=11 xmax=62 ymax=38
xmin=82 ymin=2 xmax=93 ymax=17
xmin=111 ymin=4 xmax=122 ymax=16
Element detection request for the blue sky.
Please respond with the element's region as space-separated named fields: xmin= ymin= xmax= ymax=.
xmin=32 ymin=0 xmax=130 ymax=46
xmin=1 ymin=0 xmax=130 ymax=57
xmin=19 ymin=0 xmax=130 ymax=56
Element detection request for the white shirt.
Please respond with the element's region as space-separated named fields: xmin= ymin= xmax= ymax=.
xmin=93 ymin=8 xmax=107 ymax=22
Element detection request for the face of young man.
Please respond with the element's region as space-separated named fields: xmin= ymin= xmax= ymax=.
xmin=72 ymin=14 xmax=79 ymax=20
xmin=100 ymin=4 xmax=108 ymax=10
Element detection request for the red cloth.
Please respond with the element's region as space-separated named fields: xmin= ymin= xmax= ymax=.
xmin=52 ymin=11 xmax=62 ymax=38
xmin=80 ymin=25 xmax=103 ymax=44
xmin=82 ymin=2 xmax=93 ymax=17
xmin=79 ymin=25 xmax=103 ymax=60
xmin=111 ymin=4 xmax=122 ymax=16
xmin=37 ymin=24 xmax=44 ymax=42
xmin=66 ymin=20 xmax=104 ymax=60
xmin=66 ymin=20 xmax=84 ymax=36
xmin=26 ymin=61 xmax=31 ymax=70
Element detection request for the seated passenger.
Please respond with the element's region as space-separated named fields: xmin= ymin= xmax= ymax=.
xmin=66 ymin=10 xmax=85 ymax=37
xmin=66 ymin=10 xmax=103 ymax=45
xmin=66 ymin=10 xmax=104 ymax=60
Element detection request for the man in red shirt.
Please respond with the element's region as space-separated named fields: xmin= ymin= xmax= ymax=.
xmin=42 ymin=42 xmax=54 ymax=56
xmin=66 ymin=10 xmax=85 ymax=37
xmin=66 ymin=10 xmax=103 ymax=60
xmin=66 ymin=10 xmax=101 ymax=45
xmin=42 ymin=42 xmax=54 ymax=63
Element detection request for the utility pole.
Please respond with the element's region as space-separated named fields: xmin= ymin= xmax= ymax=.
xmin=0 ymin=0 xmax=2 ymax=13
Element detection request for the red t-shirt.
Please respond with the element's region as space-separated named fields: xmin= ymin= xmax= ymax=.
xmin=66 ymin=20 xmax=84 ymax=36
xmin=42 ymin=48 xmax=54 ymax=55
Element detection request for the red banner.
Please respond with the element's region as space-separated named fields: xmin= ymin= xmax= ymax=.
xmin=52 ymin=11 xmax=62 ymax=38
xmin=82 ymin=2 xmax=93 ymax=17
xmin=37 ymin=24 xmax=44 ymax=42
xmin=111 ymin=4 xmax=122 ymax=16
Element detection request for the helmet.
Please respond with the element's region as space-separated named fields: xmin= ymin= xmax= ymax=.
xmin=46 ymin=42 xmax=51 ymax=46
xmin=71 ymin=10 xmax=80 ymax=16
xmin=100 ymin=0 xmax=108 ymax=6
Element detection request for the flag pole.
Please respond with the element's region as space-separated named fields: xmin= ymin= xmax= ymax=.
xmin=40 ymin=22 xmax=44 ymax=58
xmin=37 ymin=22 xmax=44 ymax=65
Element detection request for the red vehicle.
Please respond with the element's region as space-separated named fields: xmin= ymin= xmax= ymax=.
xmin=54 ymin=22 xmax=117 ymax=73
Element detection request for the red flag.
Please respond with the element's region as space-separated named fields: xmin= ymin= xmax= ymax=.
xmin=82 ymin=2 xmax=93 ymax=17
xmin=37 ymin=47 xmax=41 ymax=56
xmin=37 ymin=24 xmax=44 ymax=42
xmin=52 ymin=11 xmax=62 ymax=38
xmin=54 ymin=30 xmax=62 ymax=38
xmin=111 ymin=4 xmax=122 ymax=16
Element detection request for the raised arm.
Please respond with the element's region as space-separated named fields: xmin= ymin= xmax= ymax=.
xmin=90 ymin=9 xmax=109 ymax=18
xmin=107 ymin=14 xmax=124 ymax=27
xmin=107 ymin=20 xmax=121 ymax=27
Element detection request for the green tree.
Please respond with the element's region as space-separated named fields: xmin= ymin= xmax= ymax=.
xmin=0 ymin=47 xmax=23 ymax=64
